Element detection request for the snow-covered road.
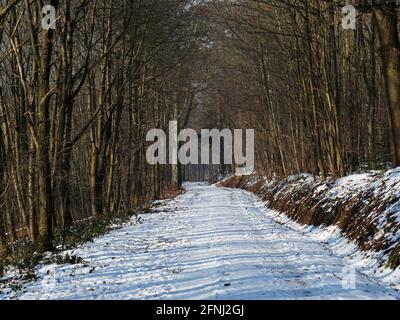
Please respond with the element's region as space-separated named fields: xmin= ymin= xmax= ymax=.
xmin=1 ymin=183 xmax=399 ymax=300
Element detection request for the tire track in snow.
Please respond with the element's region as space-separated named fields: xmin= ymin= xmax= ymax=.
xmin=0 ymin=183 xmax=398 ymax=300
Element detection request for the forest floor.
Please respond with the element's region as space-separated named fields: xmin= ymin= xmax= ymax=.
xmin=0 ymin=183 xmax=399 ymax=300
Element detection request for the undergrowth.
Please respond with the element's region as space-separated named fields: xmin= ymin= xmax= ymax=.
xmin=0 ymin=207 xmax=149 ymax=280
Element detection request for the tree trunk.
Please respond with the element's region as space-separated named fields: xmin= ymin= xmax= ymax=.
xmin=373 ymin=3 xmax=400 ymax=166
xmin=36 ymin=0 xmax=59 ymax=252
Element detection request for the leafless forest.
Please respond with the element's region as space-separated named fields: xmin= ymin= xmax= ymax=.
xmin=0 ymin=0 xmax=399 ymax=258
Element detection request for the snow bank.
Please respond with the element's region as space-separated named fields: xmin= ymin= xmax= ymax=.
xmin=219 ymin=168 xmax=400 ymax=274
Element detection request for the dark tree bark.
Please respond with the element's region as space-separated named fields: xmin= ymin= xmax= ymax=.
xmin=373 ymin=2 xmax=400 ymax=166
